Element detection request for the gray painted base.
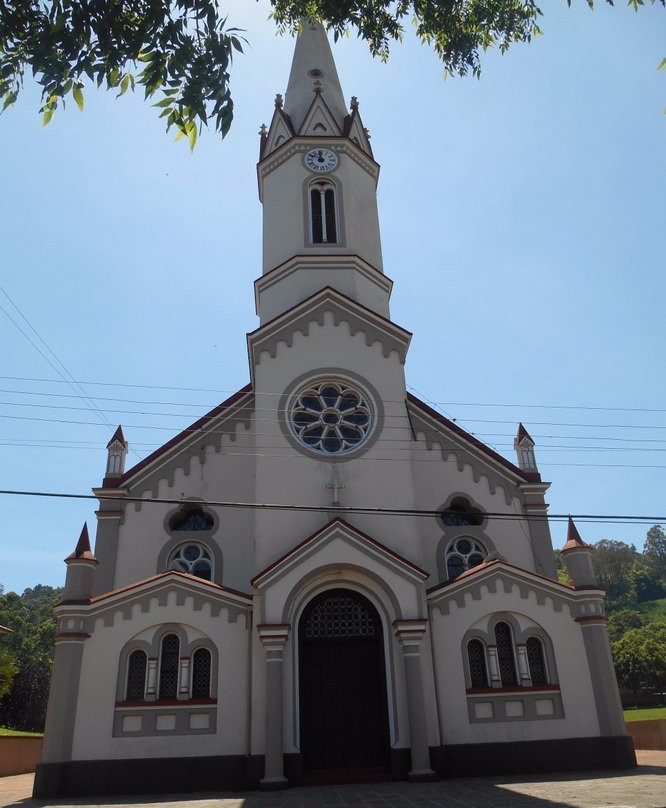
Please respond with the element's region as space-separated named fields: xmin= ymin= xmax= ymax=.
xmin=432 ymin=735 xmax=636 ymax=777
xmin=32 ymin=737 xmax=636 ymax=798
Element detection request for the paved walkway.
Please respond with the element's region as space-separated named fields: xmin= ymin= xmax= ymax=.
xmin=1 ymin=752 xmax=664 ymax=808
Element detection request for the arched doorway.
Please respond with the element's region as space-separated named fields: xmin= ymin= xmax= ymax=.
xmin=299 ymin=589 xmax=390 ymax=774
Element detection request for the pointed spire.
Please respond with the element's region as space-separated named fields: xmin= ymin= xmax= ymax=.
xmin=516 ymin=422 xmax=534 ymax=445
xmin=514 ymin=422 xmax=539 ymax=477
xmin=105 ymin=425 xmax=128 ymax=479
xmin=106 ymin=425 xmax=126 ymax=449
xmin=562 ymin=517 xmax=593 ymax=552
xmin=283 ymin=19 xmax=347 ymax=134
xmin=66 ymin=523 xmax=95 ymax=561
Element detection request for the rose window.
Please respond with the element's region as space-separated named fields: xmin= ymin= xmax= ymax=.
xmin=290 ymin=381 xmax=373 ymax=454
xmin=446 ymin=538 xmax=487 ymax=580
xmin=169 ymin=543 xmax=213 ymax=581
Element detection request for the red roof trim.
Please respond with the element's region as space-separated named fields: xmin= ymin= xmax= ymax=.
xmin=89 ymin=570 xmax=252 ymax=604
xmin=252 ymin=517 xmax=428 ymax=586
xmin=248 ymin=286 xmax=412 ymax=342
xmin=426 ymin=558 xmax=575 ymax=596
xmin=406 ymin=394 xmax=530 ymax=482
xmin=104 ymin=384 xmax=253 ymax=488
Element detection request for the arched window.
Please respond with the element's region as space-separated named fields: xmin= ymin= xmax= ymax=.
xmin=495 ymin=622 xmax=518 ymax=686
xmin=169 ymin=542 xmax=214 ymax=580
xmin=191 ymin=648 xmax=212 ymax=698
xmin=158 ymin=634 xmax=180 ymax=700
xmin=445 ymin=537 xmax=487 ymax=580
xmin=439 ymin=497 xmax=484 ymax=528
xmin=125 ymin=650 xmax=146 ymax=701
xmin=526 ymin=636 xmax=548 ymax=685
xmin=467 ymin=640 xmax=489 ymax=688
xmin=169 ymin=506 xmax=214 ymax=532
xmin=310 ymin=180 xmax=337 ymax=244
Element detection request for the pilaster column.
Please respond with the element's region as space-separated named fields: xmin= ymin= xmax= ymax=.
xmin=394 ymin=620 xmax=437 ymax=782
xmin=258 ymin=624 xmax=290 ymax=790
xmin=487 ymin=645 xmax=501 ymax=687
xmin=516 ymin=644 xmax=532 ymax=686
xmin=178 ymin=657 xmax=191 ymax=699
xmin=145 ymin=657 xmax=158 ymax=700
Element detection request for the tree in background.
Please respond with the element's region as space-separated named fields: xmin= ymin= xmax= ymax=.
xmin=0 ymin=1 xmax=663 ymax=148
xmin=0 ymin=584 xmax=62 ymax=732
xmin=607 ymin=609 xmax=649 ymax=644
xmin=612 ymin=622 xmax=666 ymax=699
xmin=591 ymin=540 xmax=639 ymax=609
xmin=644 ymin=525 xmax=666 ymax=578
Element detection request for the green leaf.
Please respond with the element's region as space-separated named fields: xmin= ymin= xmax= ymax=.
xmin=658 ymin=58 xmax=666 ymax=71
xmin=41 ymin=107 xmax=55 ymax=126
xmin=117 ymin=75 xmax=131 ymax=97
xmin=72 ymin=85 xmax=84 ymax=112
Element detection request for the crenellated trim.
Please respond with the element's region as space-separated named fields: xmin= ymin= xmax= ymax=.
xmin=248 ymin=286 xmax=411 ymax=374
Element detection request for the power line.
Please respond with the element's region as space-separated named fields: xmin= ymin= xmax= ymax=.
xmin=0 ymin=488 xmax=664 ymax=525
xmin=2 ymin=375 xmax=665 ymax=416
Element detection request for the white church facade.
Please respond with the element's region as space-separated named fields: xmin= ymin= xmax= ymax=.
xmin=35 ymin=22 xmax=634 ymax=798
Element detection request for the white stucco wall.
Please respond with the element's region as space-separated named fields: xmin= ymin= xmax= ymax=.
xmin=71 ymin=591 xmax=250 ymax=760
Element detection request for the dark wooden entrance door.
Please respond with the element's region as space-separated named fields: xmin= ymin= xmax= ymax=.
xmin=299 ymin=589 xmax=390 ymax=772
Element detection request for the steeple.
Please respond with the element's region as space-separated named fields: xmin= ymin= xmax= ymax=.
xmin=283 ymin=20 xmax=348 ymax=134
xmin=255 ymin=22 xmax=388 ymax=325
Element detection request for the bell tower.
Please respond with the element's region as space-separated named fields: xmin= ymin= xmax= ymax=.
xmin=255 ymin=20 xmax=393 ymax=324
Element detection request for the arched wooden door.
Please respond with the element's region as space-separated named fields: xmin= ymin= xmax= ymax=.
xmin=299 ymin=589 xmax=390 ymax=772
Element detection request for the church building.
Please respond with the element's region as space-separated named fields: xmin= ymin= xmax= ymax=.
xmin=34 ymin=21 xmax=634 ymax=798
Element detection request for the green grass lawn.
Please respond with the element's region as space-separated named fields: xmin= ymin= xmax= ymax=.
xmin=623 ymin=706 xmax=666 ymax=722
xmin=0 ymin=727 xmax=43 ymax=737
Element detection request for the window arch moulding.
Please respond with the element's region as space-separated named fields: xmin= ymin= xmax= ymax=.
xmin=302 ymin=175 xmax=346 ymax=248
xmin=460 ymin=613 xmax=563 ymax=724
xmin=114 ymin=625 xmax=218 ymax=737
xmin=158 ymin=502 xmax=223 ymax=585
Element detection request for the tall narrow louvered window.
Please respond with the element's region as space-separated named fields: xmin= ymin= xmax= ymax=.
xmin=495 ymin=622 xmax=518 ymax=686
xmin=310 ymin=182 xmax=337 ymax=243
xmin=467 ymin=639 xmax=489 ymax=688
xmin=526 ymin=637 xmax=548 ymax=685
xmin=158 ymin=634 xmax=180 ymax=699
xmin=191 ymin=648 xmax=212 ymax=698
xmin=126 ymin=650 xmax=146 ymax=701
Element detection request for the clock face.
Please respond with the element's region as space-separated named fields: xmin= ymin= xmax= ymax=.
xmin=305 ymin=148 xmax=338 ymax=173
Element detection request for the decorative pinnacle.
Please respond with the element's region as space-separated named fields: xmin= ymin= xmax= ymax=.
xmin=259 ymin=123 xmax=268 ymax=137
xmin=350 ymin=96 xmax=359 ymax=111
xmin=274 ymin=93 xmax=283 ymax=109
xmin=363 ymin=127 xmax=371 ymax=140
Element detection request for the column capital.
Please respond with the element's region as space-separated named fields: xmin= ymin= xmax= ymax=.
xmin=393 ymin=618 xmax=428 ymax=643
xmin=257 ymin=623 xmax=290 ymax=647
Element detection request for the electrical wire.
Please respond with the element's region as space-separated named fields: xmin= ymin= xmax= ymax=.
xmin=0 ymin=488 xmax=664 ymax=525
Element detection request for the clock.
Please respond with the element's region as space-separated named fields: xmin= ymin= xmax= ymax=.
xmin=304 ymin=148 xmax=338 ymax=173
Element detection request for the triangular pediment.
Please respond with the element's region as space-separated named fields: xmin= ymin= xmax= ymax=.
xmin=252 ymin=518 xmax=427 ymax=590
xmin=297 ymin=93 xmax=343 ymax=137
xmin=343 ymin=110 xmax=373 ymax=157
xmin=57 ymin=571 xmax=252 ymax=624
xmin=247 ymin=287 xmax=412 ymax=372
xmin=261 ymin=107 xmax=296 ymax=159
xmin=426 ymin=559 xmax=596 ymax=617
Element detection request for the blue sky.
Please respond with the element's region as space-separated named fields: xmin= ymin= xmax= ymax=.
xmin=1 ymin=0 xmax=664 ymax=594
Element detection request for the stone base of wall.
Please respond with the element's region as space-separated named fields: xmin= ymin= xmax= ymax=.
xmin=32 ymin=736 xmax=637 ymax=799
xmin=0 ymin=737 xmax=44 ymax=777
xmin=432 ymin=735 xmax=636 ymax=776
xmin=625 ymin=720 xmax=666 ymax=750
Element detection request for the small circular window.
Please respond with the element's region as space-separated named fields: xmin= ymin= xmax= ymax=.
xmin=289 ymin=380 xmax=374 ymax=455
xmin=169 ymin=543 xmax=213 ymax=581
xmin=446 ymin=538 xmax=487 ymax=580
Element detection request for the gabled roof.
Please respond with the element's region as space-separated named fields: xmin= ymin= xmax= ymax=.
xmin=98 ymin=383 xmax=253 ymax=490
xmin=0 ymin=625 xmax=13 ymax=634
xmin=427 ymin=558 xmax=586 ymax=615
xmin=406 ymin=394 xmax=532 ymax=484
xmin=252 ymin=517 xmax=428 ymax=589
xmin=72 ymin=570 xmax=252 ymax=612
